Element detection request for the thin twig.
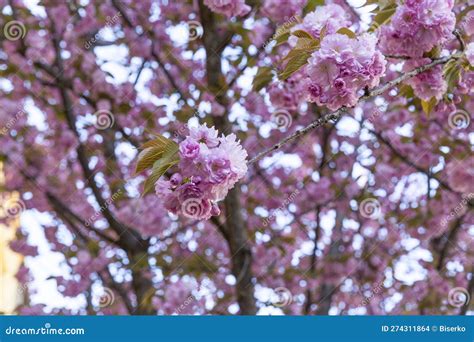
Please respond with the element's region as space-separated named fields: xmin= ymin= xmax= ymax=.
xmin=453 ymin=29 xmax=466 ymax=52
xmin=248 ymin=54 xmax=457 ymax=165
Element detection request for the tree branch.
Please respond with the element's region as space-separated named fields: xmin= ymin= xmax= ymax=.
xmin=248 ymin=54 xmax=458 ymax=165
xmin=199 ymin=0 xmax=257 ymax=314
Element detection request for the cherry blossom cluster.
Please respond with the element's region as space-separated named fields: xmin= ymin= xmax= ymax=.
xmin=403 ymin=58 xmax=447 ymax=101
xmin=379 ymin=0 xmax=456 ymax=58
xmin=262 ymin=0 xmax=306 ymax=23
xmin=204 ymin=0 xmax=250 ymax=18
xmin=305 ymin=33 xmax=387 ymax=110
xmin=467 ymin=43 xmax=474 ymax=66
xmin=155 ymin=124 xmax=248 ymax=220
xmin=290 ymin=3 xmax=351 ymax=42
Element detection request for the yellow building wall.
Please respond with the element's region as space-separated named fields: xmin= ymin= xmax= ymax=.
xmin=0 ymin=163 xmax=24 ymax=314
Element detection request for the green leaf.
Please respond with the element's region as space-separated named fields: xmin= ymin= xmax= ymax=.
xmin=275 ymin=32 xmax=290 ymax=46
xmin=252 ymin=66 xmax=274 ymax=92
xmin=423 ymin=45 xmax=441 ymax=60
xmin=456 ymin=5 xmax=474 ymax=23
xmin=141 ymin=135 xmax=174 ymax=150
xmin=293 ymin=37 xmax=319 ymax=50
xmin=292 ymin=30 xmax=313 ymax=39
xmin=336 ymin=27 xmax=356 ymax=39
xmin=274 ymin=20 xmax=299 ymax=46
xmin=135 ymin=147 xmax=164 ymax=175
xmin=443 ymin=59 xmax=462 ymax=93
xmin=282 ymin=36 xmax=319 ymax=63
xmin=421 ymin=97 xmax=437 ymax=116
xmin=279 ymin=50 xmax=312 ymax=80
xmin=175 ymin=106 xmax=196 ymax=123
xmin=303 ymin=0 xmax=325 ymax=15
xmin=142 ymin=148 xmax=180 ymax=196
xmin=365 ymin=0 xmax=396 ymax=9
xmin=398 ymin=84 xmax=414 ymax=99
xmin=319 ymin=25 xmax=328 ymax=41
xmin=369 ymin=3 xmax=397 ymax=32
xmin=135 ymin=135 xmax=178 ymax=174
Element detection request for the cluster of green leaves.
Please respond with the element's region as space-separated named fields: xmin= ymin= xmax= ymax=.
xmin=252 ymin=24 xmax=358 ymax=91
xmin=365 ymin=0 xmax=397 ymax=32
xmin=135 ymin=135 xmax=179 ymax=195
xmin=279 ymin=26 xmax=359 ymax=81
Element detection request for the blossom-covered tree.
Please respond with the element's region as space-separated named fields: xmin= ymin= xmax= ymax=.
xmin=0 ymin=0 xmax=473 ymax=315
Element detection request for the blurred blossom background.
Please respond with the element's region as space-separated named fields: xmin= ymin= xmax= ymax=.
xmin=0 ymin=0 xmax=473 ymax=316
